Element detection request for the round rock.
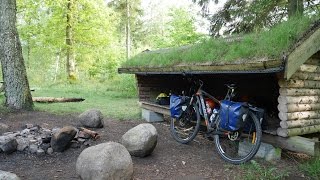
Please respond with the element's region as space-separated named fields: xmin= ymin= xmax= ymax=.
xmin=50 ymin=126 xmax=77 ymax=152
xmin=121 ymin=123 xmax=158 ymax=157
xmin=76 ymin=142 xmax=133 ymax=180
xmin=0 ymin=123 xmax=9 ymax=135
xmin=0 ymin=170 xmax=20 ymax=180
xmin=78 ymin=109 xmax=104 ymax=128
xmin=0 ymin=136 xmax=18 ymax=154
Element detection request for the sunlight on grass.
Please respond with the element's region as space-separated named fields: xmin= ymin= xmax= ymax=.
xmin=300 ymin=157 xmax=320 ymax=179
xmin=26 ymin=74 xmax=141 ymax=120
xmin=123 ymin=16 xmax=317 ymax=68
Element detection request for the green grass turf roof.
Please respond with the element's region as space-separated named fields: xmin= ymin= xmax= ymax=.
xmin=122 ymin=16 xmax=319 ymax=68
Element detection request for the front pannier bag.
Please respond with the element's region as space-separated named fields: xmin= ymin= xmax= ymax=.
xmin=219 ymin=100 xmax=249 ymax=131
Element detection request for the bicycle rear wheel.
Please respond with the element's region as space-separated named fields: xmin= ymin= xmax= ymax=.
xmin=214 ymin=111 xmax=262 ymax=164
xmin=170 ymin=102 xmax=201 ymax=144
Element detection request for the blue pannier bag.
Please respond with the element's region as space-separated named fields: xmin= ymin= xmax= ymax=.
xmin=170 ymin=94 xmax=185 ymax=118
xmin=219 ymin=100 xmax=249 ymax=131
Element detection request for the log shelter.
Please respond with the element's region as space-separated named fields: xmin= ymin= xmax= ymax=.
xmin=119 ymin=20 xmax=320 ymax=156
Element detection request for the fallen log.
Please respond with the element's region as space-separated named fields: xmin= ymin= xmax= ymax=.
xmin=278 ymin=95 xmax=320 ymax=104
xmin=32 ymin=97 xmax=85 ymax=103
xmin=279 ymin=111 xmax=320 ymax=121
xmin=277 ymin=125 xmax=320 ymax=137
xmin=279 ymin=88 xmax=320 ymax=96
xmin=79 ymin=127 xmax=100 ymax=140
xmin=280 ymin=119 xmax=320 ymax=128
xmin=278 ymin=103 xmax=320 ymax=113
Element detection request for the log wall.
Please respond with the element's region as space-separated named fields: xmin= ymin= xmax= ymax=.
xmin=278 ymin=53 xmax=320 ymax=137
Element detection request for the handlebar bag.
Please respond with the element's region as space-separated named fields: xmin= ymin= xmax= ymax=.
xmin=219 ymin=100 xmax=249 ymax=131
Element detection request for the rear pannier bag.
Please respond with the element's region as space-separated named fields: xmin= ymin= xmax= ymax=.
xmin=219 ymin=100 xmax=249 ymax=131
xmin=170 ymin=95 xmax=183 ymax=118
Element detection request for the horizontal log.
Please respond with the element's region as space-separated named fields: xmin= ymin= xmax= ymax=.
xmin=279 ymin=111 xmax=320 ymax=121
xmin=278 ymin=95 xmax=320 ymax=104
xmin=32 ymin=97 xmax=85 ymax=103
xmin=279 ymin=79 xmax=320 ymax=88
xmin=279 ymin=88 xmax=320 ymax=96
xmin=277 ymin=125 xmax=320 ymax=137
xmin=291 ymin=72 xmax=320 ymax=81
xmin=280 ymin=119 xmax=320 ymax=128
xmin=299 ymin=64 xmax=320 ymax=73
xmin=305 ymin=58 xmax=320 ymax=65
xmin=262 ymin=134 xmax=320 ymax=156
xmin=278 ymin=103 xmax=320 ymax=113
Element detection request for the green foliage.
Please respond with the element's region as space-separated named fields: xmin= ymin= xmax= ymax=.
xmin=240 ymin=160 xmax=289 ymax=180
xmin=25 ymin=74 xmax=139 ymax=120
xmin=123 ymin=16 xmax=315 ymax=68
xmin=300 ymin=158 xmax=320 ymax=179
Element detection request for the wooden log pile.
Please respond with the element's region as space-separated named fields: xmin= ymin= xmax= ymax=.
xmin=277 ymin=57 xmax=320 ymax=137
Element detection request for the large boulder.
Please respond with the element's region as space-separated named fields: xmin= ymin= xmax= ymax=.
xmin=78 ymin=109 xmax=104 ymax=128
xmin=76 ymin=142 xmax=133 ymax=180
xmin=50 ymin=126 xmax=77 ymax=152
xmin=121 ymin=123 xmax=157 ymax=157
xmin=0 ymin=123 xmax=9 ymax=135
xmin=0 ymin=136 xmax=17 ymax=154
xmin=0 ymin=170 xmax=20 ymax=180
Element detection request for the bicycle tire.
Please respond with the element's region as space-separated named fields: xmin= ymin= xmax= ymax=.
xmin=214 ymin=111 xmax=262 ymax=164
xmin=170 ymin=102 xmax=201 ymax=144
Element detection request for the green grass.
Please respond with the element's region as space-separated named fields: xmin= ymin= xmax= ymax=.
xmin=123 ymin=16 xmax=318 ymax=68
xmin=300 ymin=158 xmax=320 ymax=179
xmin=0 ymin=74 xmax=141 ymax=120
xmin=240 ymin=160 xmax=289 ymax=180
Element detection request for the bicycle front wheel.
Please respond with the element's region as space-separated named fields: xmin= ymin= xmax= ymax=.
xmin=214 ymin=111 xmax=262 ymax=164
xmin=170 ymin=102 xmax=201 ymax=144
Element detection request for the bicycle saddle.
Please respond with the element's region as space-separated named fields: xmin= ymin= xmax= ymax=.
xmin=225 ymin=84 xmax=236 ymax=89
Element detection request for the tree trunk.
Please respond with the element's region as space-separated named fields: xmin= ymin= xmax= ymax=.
xmin=126 ymin=0 xmax=131 ymax=60
xmin=66 ymin=0 xmax=77 ymax=80
xmin=279 ymin=88 xmax=320 ymax=96
xmin=278 ymin=95 xmax=320 ymax=104
xmin=278 ymin=103 xmax=320 ymax=112
xmin=280 ymin=119 xmax=320 ymax=128
xmin=0 ymin=0 xmax=33 ymax=110
xmin=279 ymin=111 xmax=320 ymax=121
xmin=277 ymin=125 xmax=320 ymax=137
xmin=279 ymin=79 xmax=320 ymax=88
xmin=288 ymin=0 xmax=304 ymax=18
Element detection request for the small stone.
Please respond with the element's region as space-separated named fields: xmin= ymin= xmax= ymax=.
xmin=40 ymin=143 xmax=51 ymax=151
xmin=0 ymin=138 xmax=18 ymax=154
xmin=21 ymin=129 xmax=30 ymax=135
xmin=29 ymin=144 xmax=38 ymax=154
xmin=37 ymin=149 xmax=45 ymax=155
xmin=0 ymin=170 xmax=20 ymax=180
xmin=29 ymin=139 xmax=37 ymax=144
xmin=0 ymin=123 xmax=9 ymax=135
xmin=77 ymin=131 xmax=91 ymax=139
xmin=2 ymin=132 xmax=13 ymax=136
xmin=51 ymin=126 xmax=77 ymax=152
xmin=30 ymin=126 xmax=39 ymax=131
xmin=70 ymin=141 xmax=81 ymax=148
xmin=83 ymin=141 xmax=91 ymax=146
xmin=47 ymin=147 xmax=54 ymax=155
xmin=182 ymin=161 xmax=186 ymax=165
xmin=25 ymin=124 xmax=34 ymax=129
xmin=77 ymin=138 xmax=86 ymax=143
xmin=16 ymin=138 xmax=29 ymax=151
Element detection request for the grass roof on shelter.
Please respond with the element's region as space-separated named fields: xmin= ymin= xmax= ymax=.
xmin=122 ymin=16 xmax=319 ymax=68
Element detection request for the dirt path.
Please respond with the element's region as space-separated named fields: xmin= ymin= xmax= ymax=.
xmin=0 ymin=111 xmax=308 ymax=179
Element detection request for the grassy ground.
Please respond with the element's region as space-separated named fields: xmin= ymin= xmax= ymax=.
xmin=0 ymin=75 xmax=141 ymax=120
xmin=123 ymin=16 xmax=319 ymax=68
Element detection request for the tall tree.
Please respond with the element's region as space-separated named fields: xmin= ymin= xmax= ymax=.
xmin=0 ymin=0 xmax=33 ymax=110
xmin=66 ymin=0 xmax=77 ymax=80
xmin=193 ymin=0 xmax=318 ymax=36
